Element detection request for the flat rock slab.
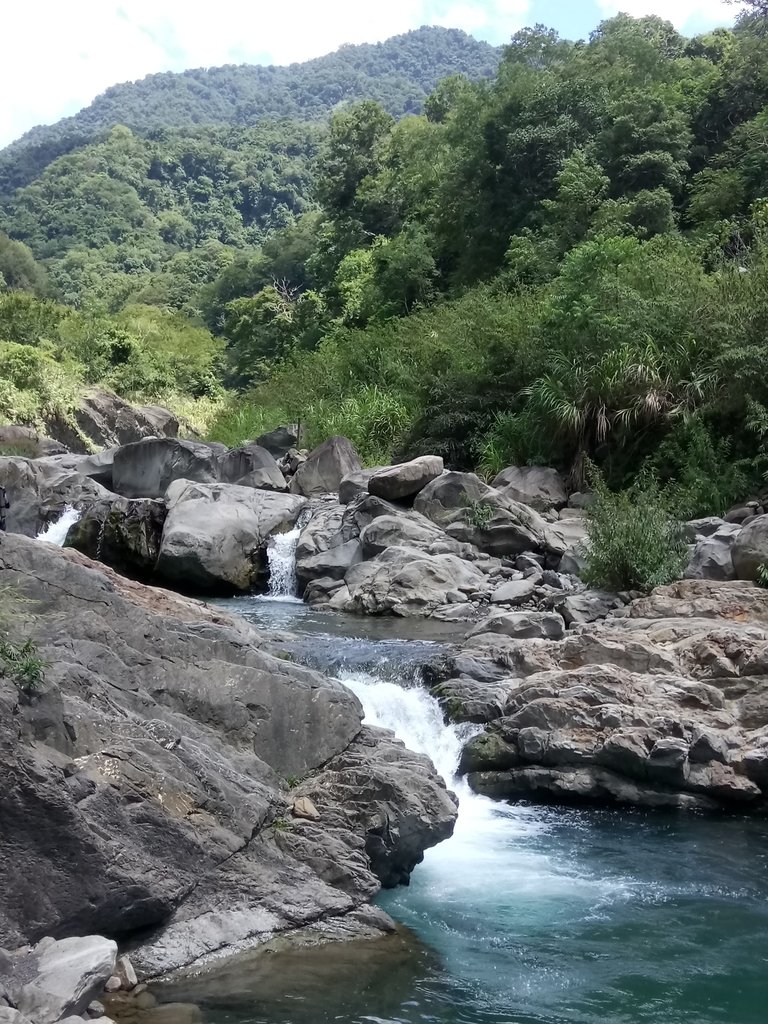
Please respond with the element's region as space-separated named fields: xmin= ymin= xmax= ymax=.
xmin=3 ymin=936 xmax=117 ymax=1024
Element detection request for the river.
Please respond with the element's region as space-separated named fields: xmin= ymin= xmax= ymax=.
xmin=156 ymin=523 xmax=768 ymax=1024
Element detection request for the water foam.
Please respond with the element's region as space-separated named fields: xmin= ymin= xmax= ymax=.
xmin=36 ymin=505 xmax=81 ymax=546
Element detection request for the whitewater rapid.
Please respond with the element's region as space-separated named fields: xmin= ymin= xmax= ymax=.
xmin=36 ymin=505 xmax=81 ymax=545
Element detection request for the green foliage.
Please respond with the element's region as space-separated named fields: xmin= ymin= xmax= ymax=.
xmin=583 ymin=475 xmax=688 ymax=592
xmin=0 ymin=637 xmax=47 ymax=697
xmin=302 ymin=387 xmax=415 ymax=465
xmin=206 ymin=400 xmax=290 ymax=449
xmin=462 ymin=498 xmax=494 ymax=529
xmin=756 ymin=563 xmax=768 ymax=589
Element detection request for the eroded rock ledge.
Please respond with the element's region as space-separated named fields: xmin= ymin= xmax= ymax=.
xmin=0 ymin=535 xmax=457 ymax=978
xmin=428 ymin=580 xmax=768 ymax=812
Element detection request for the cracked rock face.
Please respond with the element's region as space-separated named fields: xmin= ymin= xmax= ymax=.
xmin=430 ymin=580 xmax=768 ymax=812
xmin=0 ymin=535 xmax=457 ymax=977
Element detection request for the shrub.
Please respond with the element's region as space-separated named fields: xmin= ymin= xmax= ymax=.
xmin=583 ymin=475 xmax=687 ymax=592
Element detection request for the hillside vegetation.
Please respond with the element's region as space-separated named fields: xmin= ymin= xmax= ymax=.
xmin=0 ymin=27 xmax=500 ymax=196
xmin=2 ymin=6 xmax=768 ymax=522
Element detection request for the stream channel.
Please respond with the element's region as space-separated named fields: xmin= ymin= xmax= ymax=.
xmin=155 ymin=521 xmax=768 ymax=1024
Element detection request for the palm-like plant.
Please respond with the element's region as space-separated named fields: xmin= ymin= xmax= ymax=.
xmin=522 ymin=338 xmax=719 ymax=488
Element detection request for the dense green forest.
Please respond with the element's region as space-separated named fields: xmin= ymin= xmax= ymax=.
xmin=3 ymin=6 xmax=768 ymax=521
xmin=0 ymin=27 xmax=499 ymax=197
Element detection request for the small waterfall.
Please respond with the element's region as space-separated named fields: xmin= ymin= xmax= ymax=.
xmin=265 ymin=508 xmax=312 ymax=601
xmin=36 ymin=505 xmax=81 ymax=546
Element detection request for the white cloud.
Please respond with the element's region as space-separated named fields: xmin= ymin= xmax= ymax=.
xmin=595 ymin=0 xmax=738 ymax=28
xmin=0 ymin=0 xmax=533 ymax=148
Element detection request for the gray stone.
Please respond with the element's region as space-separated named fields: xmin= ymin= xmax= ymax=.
xmin=297 ymin=539 xmax=363 ymax=584
xmin=339 ymin=469 xmax=381 ymax=505
xmin=491 ymin=466 xmax=567 ymax=512
xmin=7 ymin=936 xmax=117 ymax=1024
xmin=0 ymin=457 xmax=111 ymax=537
xmin=681 ymin=517 xmax=728 ymax=543
xmin=0 ymin=534 xmax=457 ymax=973
xmin=217 ymin=445 xmax=287 ymax=492
xmin=254 ymin=426 xmax=298 ymax=458
xmin=414 ymin=472 xmax=558 ymax=557
xmin=368 ymin=457 xmax=444 ymax=502
xmin=0 ymin=426 xmax=67 ymax=458
xmin=115 ymin=956 xmax=137 ymax=991
xmin=490 ymin=579 xmax=536 ymax=606
xmin=468 ymin=611 xmax=566 ymax=641
xmin=568 ymin=492 xmax=594 ymax=509
xmin=560 ymin=591 xmax=622 ymax=626
xmin=65 ymin=497 xmax=166 ymax=580
xmin=685 ymin=525 xmax=740 ymax=581
xmin=289 ymin=437 xmax=362 ymax=497
xmin=731 ymin=514 xmax=768 ymax=581
xmin=47 ymin=388 xmax=179 ymax=454
xmin=156 ymin=481 xmax=307 ymax=592
xmin=112 ymin=439 xmax=219 ymax=499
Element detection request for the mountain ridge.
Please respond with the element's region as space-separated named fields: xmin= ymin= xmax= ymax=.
xmin=0 ymin=26 xmax=500 ymax=196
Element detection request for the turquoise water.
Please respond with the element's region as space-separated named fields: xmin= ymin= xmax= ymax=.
xmin=173 ymin=597 xmax=768 ymax=1024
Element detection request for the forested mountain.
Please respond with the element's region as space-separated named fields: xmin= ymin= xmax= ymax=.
xmin=5 ymin=5 xmax=768 ymax=537
xmin=0 ymin=121 xmax=323 ymax=308
xmin=0 ymin=27 xmax=500 ymax=196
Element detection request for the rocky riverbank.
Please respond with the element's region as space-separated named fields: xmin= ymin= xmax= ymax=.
xmin=0 ymin=534 xmax=457 ymax=981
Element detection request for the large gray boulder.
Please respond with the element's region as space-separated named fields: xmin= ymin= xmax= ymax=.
xmin=368 ymin=457 xmax=444 ymax=502
xmin=35 ymin=449 xmax=116 ymax=490
xmin=46 ymin=388 xmax=180 ymax=454
xmin=0 ymin=426 xmax=67 ymax=458
xmin=156 ymin=480 xmax=307 ymax=592
xmin=685 ymin=524 xmax=741 ymax=581
xmin=255 ymin=425 xmax=298 ymax=458
xmin=2 ymin=937 xmax=117 ymax=1024
xmin=340 ymin=547 xmax=489 ymax=617
xmin=0 ymin=534 xmax=457 ymax=973
xmin=216 ymin=444 xmax=287 ymax=492
xmin=290 ymin=437 xmax=362 ymax=497
xmin=339 ymin=468 xmax=382 ymax=505
xmin=65 ymin=496 xmax=166 ymax=580
xmin=731 ymin=515 xmax=768 ymax=581
xmin=414 ymin=472 xmax=558 ymax=557
xmin=467 ymin=610 xmax=566 ymax=641
xmin=491 ymin=466 xmax=567 ymax=512
xmin=112 ymin=438 xmax=219 ymax=499
xmin=0 ymin=457 xmax=111 ymax=536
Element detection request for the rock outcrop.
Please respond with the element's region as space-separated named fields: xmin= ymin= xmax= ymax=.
xmin=112 ymin=439 xmax=220 ymax=499
xmin=491 ymin=466 xmax=567 ymax=512
xmin=428 ymin=579 xmax=768 ymax=812
xmin=156 ymin=481 xmax=307 ymax=592
xmin=0 ymin=457 xmax=111 ymax=536
xmin=0 ymin=535 xmax=457 ymax=976
xmin=289 ymin=437 xmax=362 ymax=497
xmin=367 ymin=457 xmax=444 ymax=502
xmin=46 ymin=389 xmax=180 ymax=454
xmin=66 ymin=496 xmax=166 ymax=580
xmin=731 ymin=514 xmax=768 ymax=581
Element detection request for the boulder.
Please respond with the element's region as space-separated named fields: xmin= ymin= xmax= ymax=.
xmin=216 ymin=444 xmax=287 ymax=492
xmin=35 ymin=450 xmax=116 ymax=490
xmin=0 ymin=534 xmax=457 ymax=972
xmin=65 ymin=497 xmax=166 ymax=580
xmin=367 ymin=457 xmax=444 ymax=502
xmin=0 ymin=426 xmax=67 ymax=458
xmin=156 ymin=480 xmax=307 ymax=592
xmin=682 ymin=517 xmax=728 ymax=543
xmin=341 ymin=547 xmax=489 ymax=617
xmin=0 ymin=457 xmax=111 ymax=537
xmin=112 ymin=439 xmax=219 ymax=499
xmin=491 ymin=466 xmax=567 ymax=512
xmin=560 ymin=590 xmax=622 ymax=626
xmin=685 ymin=524 xmax=741 ymax=581
xmin=413 ymin=472 xmax=557 ymax=557
xmin=47 ymin=389 xmax=179 ymax=454
xmin=468 ymin=611 xmax=566 ymax=641
xmin=490 ymin=579 xmax=536 ymax=606
xmin=289 ymin=437 xmax=362 ymax=497
xmin=731 ymin=515 xmax=768 ymax=581
xmin=339 ymin=469 xmax=381 ymax=505
xmin=255 ymin=426 xmax=298 ymax=458
xmin=2 ymin=936 xmax=117 ymax=1024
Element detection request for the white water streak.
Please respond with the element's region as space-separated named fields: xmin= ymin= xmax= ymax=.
xmin=36 ymin=505 xmax=81 ymax=546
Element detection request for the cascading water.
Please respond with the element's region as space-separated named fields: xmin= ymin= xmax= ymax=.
xmin=186 ymin=598 xmax=768 ymax=1024
xmin=265 ymin=507 xmax=312 ymax=600
xmin=36 ymin=505 xmax=81 ymax=546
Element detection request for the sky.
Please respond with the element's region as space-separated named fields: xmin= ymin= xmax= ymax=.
xmin=0 ymin=0 xmax=742 ymax=148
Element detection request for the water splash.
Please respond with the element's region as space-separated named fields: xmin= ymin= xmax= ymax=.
xmin=266 ymin=507 xmax=312 ymax=600
xmin=36 ymin=505 xmax=81 ymax=546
